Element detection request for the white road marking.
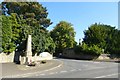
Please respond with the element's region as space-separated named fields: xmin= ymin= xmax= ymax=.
xmin=49 ymin=72 xmax=58 ymax=75
xmin=78 ymin=69 xmax=82 ymax=71
xmin=93 ymin=62 xmax=100 ymax=63
xmin=35 ymin=74 xmax=40 ymax=76
xmin=3 ymin=61 xmax=63 ymax=78
xmin=49 ymin=72 xmax=56 ymax=75
xmin=40 ymin=74 xmax=45 ymax=76
xmin=55 ymin=72 xmax=58 ymax=74
xmin=70 ymin=60 xmax=91 ymax=63
xmin=70 ymin=69 xmax=76 ymax=72
xmin=67 ymin=59 xmax=118 ymax=65
xmin=85 ymin=67 xmax=105 ymax=71
xmin=83 ymin=65 xmax=88 ymax=67
xmin=95 ymin=73 xmax=119 ymax=78
xmin=60 ymin=70 xmax=67 ymax=73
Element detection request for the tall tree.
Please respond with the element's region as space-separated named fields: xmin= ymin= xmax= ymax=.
xmin=2 ymin=2 xmax=52 ymax=28
xmin=83 ymin=23 xmax=119 ymax=54
xmin=32 ymin=26 xmax=55 ymax=55
xmin=1 ymin=15 xmax=16 ymax=53
xmin=106 ymin=29 xmax=120 ymax=55
xmin=83 ymin=23 xmax=114 ymax=49
xmin=1 ymin=2 xmax=55 ymax=55
xmin=50 ymin=21 xmax=76 ymax=54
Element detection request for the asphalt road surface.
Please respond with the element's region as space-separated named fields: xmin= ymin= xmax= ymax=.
xmin=27 ymin=58 xmax=119 ymax=78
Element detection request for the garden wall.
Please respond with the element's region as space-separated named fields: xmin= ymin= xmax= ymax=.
xmin=0 ymin=51 xmax=15 ymax=63
xmin=62 ymin=49 xmax=110 ymax=60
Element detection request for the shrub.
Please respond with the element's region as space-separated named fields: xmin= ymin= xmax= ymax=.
xmin=41 ymin=60 xmax=46 ymax=64
xmin=28 ymin=61 xmax=36 ymax=66
xmin=82 ymin=43 xmax=103 ymax=55
xmin=74 ymin=45 xmax=82 ymax=54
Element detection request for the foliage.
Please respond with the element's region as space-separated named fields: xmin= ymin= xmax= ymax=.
xmin=74 ymin=43 xmax=103 ymax=55
xmin=1 ymin=2 xmax=55 ymax=55
xmin=2 ymin=2 xmax=52 ymax=28
xmin=74 ymin=45 xmax=82 ymax=54
xmin=83 ymin=23 xmax=120 ymax=55
xmin=16 ymin=15 xmax=55 ymax=55
xmin=41 ymin=60 xmax=46 ymax=64
xmin=32 ymin=26 xmax=56 ymax=55
xmin=50 ymin=21 xmax=76 ymax=53
xmin=1 ymin=15 xmax=16 ymax=53
xmin=106 ymin=29 xmax=120 ymax=55
xmin=9 ymin=13 xmax=22 ymax=45
xmin=83 ymin=23 xmax=113 ymax=49
xmin=0 ymin=15 xmax=2 ymax=52
xmin=82 ymin=43 xmax=103 ymax=55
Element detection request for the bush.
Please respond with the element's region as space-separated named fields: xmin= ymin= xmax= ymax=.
xmin=82 ymin=43 xmax=103 ymax=55
xmin=110 ymin=48 xmax=120 ymax=56
xmin=28 ymin=61 xmax=36 ymax=66
xmin=74 ymin=45 xmax=82 ymax=54
xmin=74 ymin=43 xmax=103 ymax=56
xmin=41 ymin=60 xmax=46 ymax=64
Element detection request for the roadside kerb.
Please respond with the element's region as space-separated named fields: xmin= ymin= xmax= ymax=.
xmin=2 ymin=60 xmax=63 ymax=78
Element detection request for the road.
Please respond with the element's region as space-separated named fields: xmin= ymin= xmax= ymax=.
xmin=26 ymin=58 xmax=119 ymax=78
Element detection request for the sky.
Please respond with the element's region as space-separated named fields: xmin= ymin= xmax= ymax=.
xmin=0 ymin=0 xmax=118 ymax=43
xmin=41 ymin=2 xmax=118 ymax=43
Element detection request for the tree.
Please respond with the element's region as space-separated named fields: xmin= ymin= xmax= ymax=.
xmin=1 ymin=15 xmax=16 ymax=54
xmin=2 ymin=2 xmax=52 ymax=28
xmin=9 ymin=13 xmax=22 ymax=45
xmin=50 ymin=21 xmax=76 ymax=54
xmin=32 ymin=27 xmax=56 ymax=55
xmin=0 ymin=14 xmax=2 ymax=53
xmin=83 ymin=23 xmax=114 ymax=49
xmin=83 ymin=23 xmax=120 ymax=55
xmin=106 ymin=29 xmax=120 ymax=55
xmin=1 ymin=2 xmax=55 ymax=55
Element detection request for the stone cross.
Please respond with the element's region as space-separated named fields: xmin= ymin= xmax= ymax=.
xmin=26 ymin=35 xmax=32 ymax=65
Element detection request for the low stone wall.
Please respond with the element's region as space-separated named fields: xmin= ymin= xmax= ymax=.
xmin=35 ymin=55 xmax=53 ymax=61
xmin=0 ymin=52 xmax=15 ymax=63
xmin=63 ymin=49 xmax=110 ymax=60
xmin=20 ymin=54 xmax=53 ymax=64
xmin=97 ymin=54 xmax=110 ymax=60
xmin=62 ymin=52 xmax=98 ymax=60
xmin=0 ymin=51 xmax=52 ymax=64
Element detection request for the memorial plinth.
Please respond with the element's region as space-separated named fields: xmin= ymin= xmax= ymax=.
xmin=26 ymin=35 xmax=32 ymax=65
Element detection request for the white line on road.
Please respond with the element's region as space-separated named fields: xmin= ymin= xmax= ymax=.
xmin=78 ymin=69 xmax=82 ymax=71
xmin=95 ymin=73 xmax=119 ymax=78
xmin=68 ymin=59 xmax=118 ymax=64
xmin=49 ymin=72 xmax=56 ymax=75
xmin=93 ymin=62 xmax=100 ymax=63
xmin=85 ymin=67 xmax=105 ymax=71
xmin=40 ymin=74 xmax=45 ymax=76
xmin=85 ymin=73 xmax=119 ymax=80
xmin=70 ymin=69 xmax=76 ymax=72
xmin=60 ymin=70 xmax=67 ymax=73
xmin=70 ymin=60 xmax=91 ymax=63
xmin=83 ymin=65 xmax=88 ymax=67
xmin=55 ymin=72 xmax=58 ymax=74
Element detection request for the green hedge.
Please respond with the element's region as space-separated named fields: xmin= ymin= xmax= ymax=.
xmin=74 ymin=43 xmax=103 ymax=56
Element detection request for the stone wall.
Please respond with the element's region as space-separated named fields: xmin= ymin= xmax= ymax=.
xmin=20 ymin=53 xmax=53 ymax=64
xmin=62 ymin=49 xmax=110 ymax=60
xmin=97 ymin=54 xmax=110 ymax=60
xmin=35 ymin=55 xmax=53 ymax=61
xmin=0 ymin=51 xmax=15 ymax=63
xmin=0 ymin=51 xmax=53 ymax=64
